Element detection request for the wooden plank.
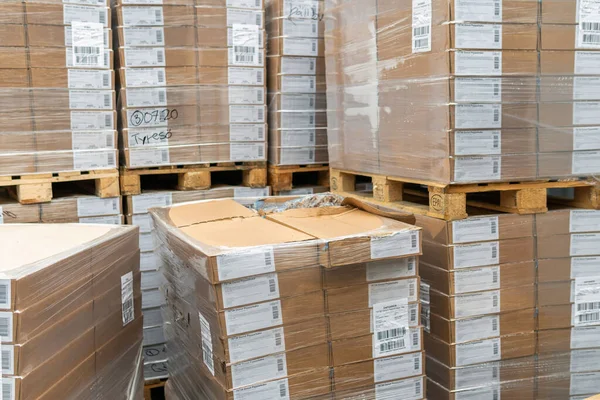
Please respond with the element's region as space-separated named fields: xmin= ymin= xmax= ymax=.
xmin=268 ymin=165 xmax=329 ymax=192
xmin=177 ymin=171 xmax=211 ymax=191
xmin=0 ymin=170 xmax=118 ymax=187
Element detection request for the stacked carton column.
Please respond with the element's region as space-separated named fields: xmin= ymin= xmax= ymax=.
xmin=0 ymin=0 xmax=117 ymax=176
xmin=415 ymin=213 xmax=537 ymax=399
xmin=536 ymin=209 xmax=600 ymax=398
xmin=114 ymin=0 xmax=267 ymax=169
xmin=266 ymin=0 xmax=328 ymax=166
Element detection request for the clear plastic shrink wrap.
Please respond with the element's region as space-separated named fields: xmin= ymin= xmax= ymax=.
xmin=324 ymin=0 xmax=600 ymax=184
xmin=150 ymin=194 xmax=427 ymax=399
xmin=0 ymin=0 xmax=118 ymax=176
xmin=0 ymin=223 xmax=143 ymax=400
xmin=113 ymin=0 xmax=268 ymax=168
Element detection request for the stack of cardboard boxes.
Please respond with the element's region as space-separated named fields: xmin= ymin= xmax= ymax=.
xmin=266 ymin=0 xmax=329 ymax=166
xmin=151 ymin=196 xmax=425 ymax=399
xmin=416 ymin=213 xmax=537 ymax=399
xmin=0 ymin=223 xmax=142 ymax=399
xmin=0 ymin=0 xmax=117 ymax=176
xmin=114 ymin=0 xmax=267 ymax=169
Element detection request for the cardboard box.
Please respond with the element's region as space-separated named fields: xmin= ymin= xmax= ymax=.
xmin=25 ymin=3 xmax=110 ymax=27
xmin=538 ymin=304 xmax=586 ymax=330
xmin=268 ymin=71 xmax=327 ymax=93
xmin=539 ymin=151 xmax=600 ymax=177
xmin=269 ymin=128 xmax=328 ymax=148
xmin=538 ymin=326 xmax=600 ymax=354
xmin=427 ymin=376 xmax=535 ymax=400
xmin=540 ymin=50 xmax=600 ymax=76
xmin=537 ymin=233 xmax=600 ymax=259
xmin=537 ymin=257 xmax=600 ymax=283
xmin=540 ymin=24 xmax=579 ymax=50
xmin=323 ymin=256 xmax=417 ymax=289
xmin=269 ymin=37 xmax=325 ymax=57
xmin=268 ymin=56 xmax=326 ymax=76
xmin=115 ymin=5 xmax=195 ymax=27
xmin=537 ymin=372 xmax=600 ymax=399
xmin=332 ymin=375 xmax=425 ymax=400
xmin=536 ymin=208 xmax=600 ymax=236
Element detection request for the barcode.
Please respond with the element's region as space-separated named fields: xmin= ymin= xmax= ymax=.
xmin=264 ymin=251 xmax=273 ymax=266
xmin=311 ymin=42 xmax=316 ymax=53
xmin=579 ymin=312 xmax=600 ymax=322
xmin=258 ymin=146 xmax=264 ymax=157
xmin=104 ymin=94 xmax=111 ymax=107
xmin=257 ymin=89 xmax=263 ymax=102
xmin=380 ymin=339 xmax=404 ymax=352
xmin=279 ymin=383 xmax=287 ymax=398
xmin=103 ymin=73 xmax=110 ymax=88
xmin=493 ymin=160 xmax=499 ymax=174
xmin=0 ymin=285 xmax=8 ymax=305
xmin=312 ymin=22 xmax=317 ymax=34
xmin=492 ymin=318 xmax=498 ymax=331
xmin=104 ymin=114 xmax=112 ymax=128
xmin=409 ymin=258 xmax=416 ymax=270
xmin=494 ymin=29 xmax=500 ymax=43
xmin=258 ymin=126 xmax=264 ymax=139
xmin=157 ymin=50 xmax=164 ymax=63
xmin=308 ymin=149 xmax=314 ymax=160
xmin=277 ymin=358 xmax=284 ymax=372
xmin=308 ymin=114 xmax=314 ymax=125
xmin=492 ymin=245 xmax=498 ymax=259
xmin=256 ymin=14 xmax=262 ymax=26
xmin=409 ymin=283 xmax=415 ymax=298
xmin=411 ymin=233 xmax=417 ymax=248
xmin=377 ymin=327 xmax=406 ymax=341
xmin=1 ymin=350 xmax=8 ymax=373
xmin=493 ymin=83 xmax=499 ymax=96
xmin=255 ymin=0 xmax=260 ymax=6
xmin=309 ymin=131 xmax=314 ymax=142
xmin=413 ymin=26 xmax=430 ymax=36
xmin=3 ymin=382 xmax=11 ymax=400
xmin=492 ymin=271 xmax=498 ymax=283
xmin=492 ymin=135 xmax=499 ymax=149
xmin=410 ymin=308 xmax=417 ymax=323
xmin=107 ymin=152 xmax=115 ymax=166
xmin=157 ymin=70 xmax=165 ymax=83
xmin=310 ymin=78 xmax=315 ymax=89
xmin=415 ymin=380 xmax=422 ymax=395
xmin=309 ymin=97 xmax=315 ymax=107
xmin=493 ymin=342 xmax=499 ymax=355
xmin=104 ymin=51 xmax=109 ymax=67
xmin=577 ymin=302 xmax=600 ymax=311
xmin=236 ymin=46 xmax=256 ymax=54
xmin=76 ymin=54 xmax=100 ymax=66
xmin=159 ymin=89 xmax=166 ymax=103
xmin=258 ymin=108 xmax=264 ymax=121
xmin=155 ymin=10 xmax=163 ymax=23
xmin=162 ymin=149 xmax=169 ymax=162
xmin=412 ymin=332 xmax=418 ymax=346
xmin=106 ymin=133 xmax=114 ymax=147
xmin=582 ymin=22 xmax=600 ymax=31
xmin=156 ymin=29 xmax=163 ymax=43
xmin=493 ymin=295 xmax=499 ymax=308
xmin=492 ymin=366 xmax=499 ymax=379
xmin=494 ymin=1 xmax=500 ymax=16
xmin=414 ymin=38 xmax=429 ymax=49
xmin=202 ymin=343 xmax=213 ymax=366
xmin=309 ymin=59 xmax=315 ymax=71
xmin=99 ymin=11 xmax=106 ymax=24
xmin=494 ymin=56 xmax=500 ymax=70
xmin=269 ymin=279 xmax=276 ymax=293
xmin=272 ymin=305 xmax=280 ymax=320
xmin=414 ymin=356 xmax=420 ymax=371
xmin=583 ymin=34 xmax=600 ymax=44
xmin=257 ymin=70 xmax=264 ymax=83
xmin=493 ymin=390 xmax=499 ymax=400
xmin=236 ymin=53 xmax=256 ymax=63
xmin=112 ymin=199 xmax=118 ymax=211
xmin=493 ymin=108 xmax=500 ymax=122
xmin=275 ymin=332 xmax=282 ymax=346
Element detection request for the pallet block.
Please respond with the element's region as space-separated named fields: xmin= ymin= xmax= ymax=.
xmin=268 ymin=164 xmax=330 ymax=193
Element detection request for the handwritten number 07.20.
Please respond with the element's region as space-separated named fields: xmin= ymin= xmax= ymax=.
xmin=130 ymin=109 xmax=179 ymax=127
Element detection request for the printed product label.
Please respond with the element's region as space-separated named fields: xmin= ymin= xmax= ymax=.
xmin=455 ymin=24 xmax=502 ymax=49
xmin=139 ymin=232 xmax=155 ymax=252
xmin=454 ymin=156 xmax=502 ymax=182
xmin=366 ymin=257 xmax=417 ymax=282
xmin=574 ymin=277 xmax=600 ymax=304
xmin=228 ymin=67 xmax=264 ymax=85
xmin=65 ymin=47 xmax=110 ymax=69
xmin=454 ymin=290 xmax=501 ymax=318
xmin=455 ymin=364 xmax=500 ymax=390
xmin=71 ymin=21 xmax=104 ymax=67
xmin=455 ymin=78 xmax=502 ymax=102
xmin=79 ymin=215 xmax=121 ymax=224
xmin=412 ymin=0 xmax=432 ymax=53
xmin=132 ymin=193 xmax=172 ymax=214
xmin=217 ymin=247 xmax=275 ymax=281
xmin=455 ymin=314 xmax=500 ymax=343
xmin=577 ymin=0 xmax=600 ymax=48
xmin=221 ymin=274 xmax=280 ymax=309
xmin=129 ymin=147 xmax=170 ymax=167
xmin=230 ymin=27 xmax=264 ymax=48
xmin=454 ymin=266 xmax=500 ymax=294
xmin=280 ymin=94 xmax=317 ymax=110
xmin=575 ymin=51 xmax=600 ymax=74
xmin=453 ymin=241 xmax=500 ymax=268
xmin=455 ymin=386 xmax=501 ymax=400
xmin=0 ymin=280 xmax=10 ymax=310
xmin=281 ymin=75 xmax=316 ymax=93
xmin=375 ymin=376 xmax=423 ymax=400
xmin=570 ymin=210 xmax=600 ymax=233
xmin=229 ymin=87 xmax=264 ymax=105
xmin=234 ymin=187 xmax=270 ymax=198
xmin=68 ymin=69 xmax=111 ymax=89
xmin=455 ymin=130 xmax=501 ymax=156
xmin=455 ymin=337 xmax=501 ymax=366
xmin=372 ymin=299 xmax=410 ymax=358
xmin=280 ymin=130 xmax=317 ymax=146
xmin=452 ymin=216 xmax=499 ymax=243
xmin=281 ymin=112 xmax=316 ymax=128
xmin=63 ymin=5 xmax=108 ymax=26
xmin=455 ymin=51 xmax=502 ymax=75
xmin=125 ymin=68 xmax=166 ymax=87
xmin=63 ymin=0 xmax=106 ymax=5
xmin=0 ymin=208 xmax=3 ymax=224
xmin=573 ymin=102 xmax=600 ymax=125
xmin=282 ymin=19 xmax=319 ymax=37
xmin=132 ymin=213 xmax=153 ymax=233
xmin=124 ymin=47 xmax=165 ymax=67
xmin=573 ymin=127 xmax=600 ymax=150
xmin=140 ymin=252 xmax=158 ymax=271
xmin=374 ymin=353 xmax=422 ymax=383
xmin=73 ymin=150 xmax=116 ymax=169
xmin=280 ymin=57 xmax=317 ymax=74
xmin=224 ymin=300 xmax=283 ymax=335
xmin=227 ymin=9 xmax=263 ymax=27
xmin=69 ymin=90 xmax=113 ymax=110
xmin=571 ymin=257 xmax=600 ymax=278
xmin=279 ymin=148 xmax=316 ymax=165
xmin=233 ymin=378 xmax=290 ymax=400
xmin=121 ymin=272 xmax=134 ymax=326
xmin=77 ymin=197 xmax=119 ymax=217
xmin=230 ymin=143 xmax=265 ymax=161
xmin=574 ymin=77 xmax=600 ymax=100
xmin=65 ymin=26 xmax=109 ymax=47
xmin=231 ymin=354 xmax=287 ymax=389
xmin=571 ymin=348 xmax=600 ymax=372
xmin=229 ymin=105 xmax=265 ymax=123
xmin=571 ymin=325 xmax=600 ymax=349
xmin=122 ymin=7 xmax=163 ymax=26
xmin=71 ymin=130 xmax=114 ymax=150
xmin=571 ymin=233 xmax=600 ymax=256
xmin=199 ymin=312 xmax=215 ymax=375
xmin=283 ymin=38 xmax=318 ymax=56
xmin=572 ymin=151 xmax=600 ymax=174
xmin=369 ymin=279 xmax=418 ymax=306
xmin=3 ymin=377 xmax=16 ymax=400
xmin=571 ymin=372 xmax=600 ymax=395
xmin=230 ymin=124 xmax=265 ymax=141
xmin=421 ymin=282 xmax=430 ymax=304
xmin=3 ymin=344 xmax=13 ymax=375
xmin=229 ymin=44 xmax=263 ymax=66
xmin=455 ymin=0 xmax=502 ymax=22
xmin=228 ymin=0 xmax=263 ymax=9
xmin=228 ymin=327 xmax=286 ymax=364
xmin=124 ymin=27 xmax=165 ymax=46
xmin=371 ymin=231 xmax=420 ymax=259
xmin=126 ymin=88 xmax=167 ymax=108
xmin=455 ymin=104 xmax=502 ymax=129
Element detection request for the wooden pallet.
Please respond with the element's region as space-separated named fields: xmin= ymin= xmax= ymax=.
xmin=268 ymin=164 xmax=330 ymax=193
xmin=120 ymin=162 xmax=267 ymax=196
xmin=0 ymin=169 xmax=119 ymax=205
xmin=144 ymin=378 xmax=167 ymax=400
xmin=330 ymin=168 xmax=600 ymax=220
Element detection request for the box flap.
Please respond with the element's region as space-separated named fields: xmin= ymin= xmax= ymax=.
xmin=167 ymin=199 xmax=255 ymax=227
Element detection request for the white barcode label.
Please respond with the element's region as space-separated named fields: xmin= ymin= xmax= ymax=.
xmin=454 ymin=290 xmax=501 ymax=318
xmin=374 ymin=353 xmax=423 ymax=383
xmin=224 ymin=300 xmax=283 ymax=336
xmin=0 ymin=207 xmax=4 ymax=224
xmin=71 ymin=131 xmax=114 ymax=150
xmin=2 ymin=345 xmax=13 ymax=376
xmin=228 ymin=0 xmax=263 ymax=9
xmin=2 ymin=377 xmax=15 ymax=400
xmin=129 ymin=147 xmax=170 ymax=167
xmin=573 ymin=77 xmax=600 ymax=101
xmin=63 ymin=5 xmax=108 ymax=26
xmin=571 ymin=233 xmax=600 ymax=256
xmin=573 ymin=127 xmax=600 ymax=150
xmin=0 ymin=312 xmax=12 ymax=343
xmin=455 ymin=314 xmax=500 ymax=343
xmin=571 ymin=348 xmax=600 ymax=372
xmin=69 ymin=90 xmax=112 ymax=110
xmin=140 ymin=252 xmax=159 ymax=271
xmin=574 ymin=277 xmax=600 ymax=305
xmin=234 ymin=187 xmax=269 ymax=198
xmin=228 ymin=67 xmax=264 ymax=85
xmin=455 ymin=51 xmax=502 ymax=75
xmin=230 ymin=124 xmax=265 ymax=141
xmin=570 ymin=210 xmax=600 ymax=233
xmin=123 ymin=27 xmax=165 ymax=46
xmin=139 ymin=232 xmax=155 ymax=252
xmin=455 ymin=130 xmax=501 ymax=156
xmin=420 ymin=282 xmax=430 ymax=304
xmin=121 ymin=272 xmax=135 ymax=326
xmin=375 ymin=376 xmax=423 ymax=400
xmin=572 ymin=150 xmax=600 ymax=174
xmin=80 ymin=215 xmax=121 ymax=224
xmin=280 ymin=112 xmax=316 ymax=128
xmin=574 ymin=102 xmax=600 ymax=125
xmin=0 ymin=281 xmax=10 ymax=310
xmin=455 ymin=78 xmax=502 ymax=102
xmin=73 ymin=150 xmax=116 ymax=170
xmin=229 ymin=105 xmax=265 ymax=123
xmin=367 ymin=257 xmax=417 ymax=282
xmin=77 ymin=197 xmax=119 ymax=217
xmin=412 ymin=0 xmax=432 ymax=53
xmin=125 ymin=68 xmax=166 ymax=87
xmin=372 ymin=299 xmax=410 ymax=358
xmin=280 ymin=94 xmax=317 ymax=111
xmin=454 ymin=156 xmax=502 ymax=182
xmin=369 ymin=279 xmax=418 ymax=306
xmin=65 ymin=47 xmax=110 ymax=69
xmin=131 ymin=193 xmax=172 ymax=214
xmin=230 ymin=143 xmax=265 ymax=161
xmin=132 ymin=214 xmax=153 ymax=233
xmin=229 ymin=87 xmax=265 ymax=105
xmin=217 ymin=247 xmax=275 ymax=281
xmin=66 ymin=25 xmax=109 ymax=47
xmin=371 ymin=231 xmax=420 ymax=259
xmin=280 ymin=57 xmax=317 ymax=75
xmin=232 ymin=378 xmax=290 ymax=400
xmin=455 ymin=337 xmax=501 ymax=366
xmin=571 ymin=372 xmax=600 ymax=396
xmin=232 ymin=24 xmax=260 ymax=66
xmin=68 ymin=69 xmax=111 ymax=89
xmin=122 ymin=7 xmax=163 ymax=26
xmin=126 ymin=88 xmax=168 ymax=108
xmin=279 ymin=130 xmax=317 ymax=147
xmin=282 ymin=19 xmax=319 ymax=37
xmin=455 ymin=364 xmax=500 ymax=390
xmin=455 ymin=386 xmax=501 ymax=400
xmin=575 ymin=51 xmax=600 ymax=74
xmin=572 ymin=257 xmax=600 ymax=278
xmin=578 ymin=4 xmax=600 ymax=49
xmin=221 ymin=274 xmax=280 ymax=309
xmin=454 ymin=266 xmax=501 ymax=294
xmin=455 ymin=0 xmax=502 ymax=22
xmin=121 ymin=0 xmax=163 ymax=4
xmin=231 ymin=354 xmax=287 ymax=389
xmin=279 ymin=147 xmax=316 ymax=165
xmin=455 ymin=24 xmax=502 ymax=49
xmin=453 ymin=241 xmax=500 ymax=268
xmin=455 ymin=104 xmax=502 ymax=129
xmin=199 ymin=312 xmax=215 ymax=376
xmin=227 ymin=9 xmax=262 ymax=27
xmin=282 ymin=37 xmax=318 ymax=56
xmin=228 ymin=327 xmax=286 ymax=364
xmin=71 ymin=111 xmax=113 ymax=130
xmin=452 ymin=216 xmax=499 ymax=243
xmin=281 ymin=75 xmax=317 ymax=93
xmin=124 ymin=47 xmax=165 ymax=67
xmin=572 ymin=325 xmax=600 ymax=349
xmin=71 ymin=21 xmax=104 ymax=67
